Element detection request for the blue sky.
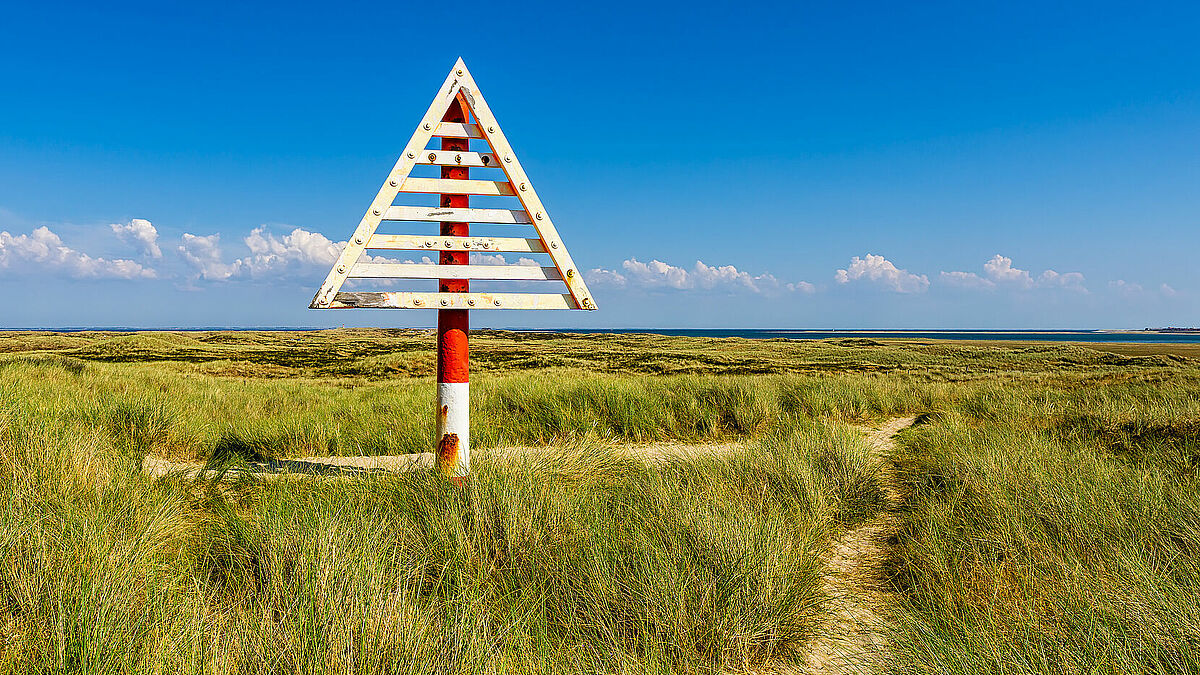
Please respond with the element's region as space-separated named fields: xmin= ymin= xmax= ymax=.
xmin=1 ymin=0 xmax=1197 ymax=328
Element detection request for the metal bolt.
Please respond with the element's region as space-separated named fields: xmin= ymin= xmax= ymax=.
xmin=467 ymin=298 xmax=476 ymax=306
xmin=535 ymin=212 xmax=543 ymax=220
xmin=494 ymin=298 xmax=502 ymax=306
xmin=389 ymin=179 xmax=398 ymax=187
xmin=354 ymin=236 xmax=363 ymax=244
xmin=454 ymin=154 xmax=462 ymax=164
xmin=550 ymin=241 xmax=559 ymax=249
xmin=425 ymin=240 xmax=433 ymax=247
xmin=372 ymin=209 xmax=380 ymax=216
xmin=456 ymin=68 xmax=463 ymax=75
xmin=462 ymin=240 xmax=471 ymax=248
xmin=440 ymin=298 xmax=449 ymax=306
xmin=413 ymin=298 xmax=423 ymax=306
xmin=488 ymin=126 xmax=495 ymax=133
xmin=519 ymin=182 xmax=527 ymax=191
xmin=582 ymin=298 xmax=593 ymax=309
xmin=481 ymin=156 xmax=490 ymax=165
xmin=423 ymin=123 xmax=431 ymax=130
xmin=337 ymin=265 xmax=345 ymax=273
xmin=428 ymin=152 xmax=437 ymax=162
xmin=407 ymin=152 xmax=415 ymax=159
xmin=444 ymin=240 xmax=452 ymax=248
xmin=566 ymin=269 xmax=575 ymax=278
xmin=504 ymin=155 xmax=511 ymax=163
xmin=482 ymin=242 xmax=490 ymax=249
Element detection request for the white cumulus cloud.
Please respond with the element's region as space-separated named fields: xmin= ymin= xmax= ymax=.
xmin=835 ymin=254 xmax=929 ymax=293
xmin=588 ymin=258 xmax=812 ymax=295
xmin=941 ymin=254 xmax=1087 ymax=292
xmin=0 ymin=225 xmax=155 ymax=279
xmin=982 ymin=254 xmax=1034 ymax=288
xmin=110 ymin=218 xmax=162 ymax=258
xmin=238 ymin=226 xmax=342 ymax=277
xmin=179 ymin=226 xmax=355 ymax=281
xmin=178 ymin=233 xmax=242 ymax=281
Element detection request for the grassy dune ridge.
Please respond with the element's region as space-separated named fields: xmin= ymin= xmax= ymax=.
xmin=0 ymin=330 xmax=1197 ymax=673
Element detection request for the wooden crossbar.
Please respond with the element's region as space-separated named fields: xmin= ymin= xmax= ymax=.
xmin=433 ymin=122 xmax=483 ymax=138
xmin=415 ymin=150 xmax=499 ymax=167
xmin=398 ymin=177 xmax=515 ymax=196
xmin=382 ymin=206 xmax=531 ymax=224
xmin=367 ymin=234 xmax=547 ymax=253
xmin=330 ymin=292 xmax=577 ymax=309
xmin=348 ymin=262 xmax=562 ymax=281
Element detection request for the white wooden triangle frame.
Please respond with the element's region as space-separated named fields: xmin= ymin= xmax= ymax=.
xmin=310 ymin=58 xmax=596 ymax=311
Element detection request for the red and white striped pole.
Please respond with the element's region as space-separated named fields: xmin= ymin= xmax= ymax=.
xmin=435 ymin=98 xmax=470 ymax=480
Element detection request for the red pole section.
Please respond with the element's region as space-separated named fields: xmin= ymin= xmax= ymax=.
xmin=436 ymin=98 xmax=470 ymax=479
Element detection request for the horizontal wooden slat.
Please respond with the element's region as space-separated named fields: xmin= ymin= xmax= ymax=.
xmin=325 ymin=292 xmax=577 ymax=310
xmin=399 ymin=177 xmax=515 ymax=196
xmin=348 ymin=263 xmax=562 ymax=281
xmin=433 ymin=122 xmax=483 ymax=138
xmin=367 ymin=234 xmax=547 ymax=253
xmin=382 ymin=206 xmax=531 ymax=224
xmin=415 ymin=150 xmax=499 ymax=167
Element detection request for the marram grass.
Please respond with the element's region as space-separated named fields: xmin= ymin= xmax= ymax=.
xmin=0 ymin=331 xmax=1199 ymax=673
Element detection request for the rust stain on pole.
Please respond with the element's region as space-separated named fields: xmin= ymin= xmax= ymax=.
xmin=436 ymin=433 xmax=460 ymax=473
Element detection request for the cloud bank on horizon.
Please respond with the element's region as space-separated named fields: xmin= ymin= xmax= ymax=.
xmin=0 ymin=216 xmax=1184 ymax=326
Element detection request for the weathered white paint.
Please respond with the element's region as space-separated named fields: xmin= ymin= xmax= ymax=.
xmin=437 ymin=382 xmax=470 ymax=478
xmin=367 ymin=234 xmax=547 ymax=253
xmin=398 ymin=177 xmax=516 ymax=196
xmin=330 ymin=292 xmax=577 ymax=309
xmin=348 ymin=263 xmax=561 ymax=281
xmin=433 ymin=121 xmax=483 ymax=138
xmin=415 ymin=150 xmax=500 ymax=167
xmin=382 ymin=206 xmax=531 ymax=224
